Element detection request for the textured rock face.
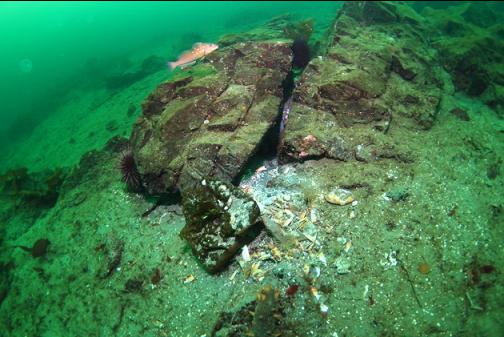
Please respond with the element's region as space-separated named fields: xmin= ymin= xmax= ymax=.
xmin=180 ymin=179 xmax=262 ymax=273
xmin=422 ymin=2 xmax=504 ymax=113
xmin=218 ymin=15 xmax=314 ymax=47
xmin=130 ymin=41 xmax=292 ymax=195
xmin=129 ymin=20 xmax=294 ymax=274
xmin=279 ymin=1 xmax=444 ymax=164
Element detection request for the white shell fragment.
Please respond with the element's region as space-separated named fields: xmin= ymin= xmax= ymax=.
xmin=325 ymin=188 xmax=354 ymax=205
xmin=380 ymin=250 xmax=398 ymax=269
xmin=320 ymin=303 xmax=329 ymax=315
xmin=241 ymin=245 xmax=251 ymax=262
xmin=363 ymin=284 xmax=369 ymax=300
xmin=334 ymin=256 xmax=351 ymax=274
xmin=183 ymin=274 xmax=195 ymax=283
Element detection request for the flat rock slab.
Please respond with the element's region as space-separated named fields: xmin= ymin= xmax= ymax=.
xmin=130 ymin=41 xmax=292 ymax=195
xmin=180 ymin=179 xmax=262 ymax=273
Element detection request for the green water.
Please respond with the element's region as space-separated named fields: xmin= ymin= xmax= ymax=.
xmin=0 ymin=1 xmax=339 ymax=147
xmin=0 ymin=2 xmax=503 ymax=337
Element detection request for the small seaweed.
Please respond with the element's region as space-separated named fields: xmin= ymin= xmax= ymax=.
xmin=150 ymin=268 xmax=162 ymax=285
xmin=15 ymin=239 xmax=51 ymax=258
xmin=124 ymin=278 xmax=144 ymax=293
xmin=100 ymin=241 xmax=124 ymax=279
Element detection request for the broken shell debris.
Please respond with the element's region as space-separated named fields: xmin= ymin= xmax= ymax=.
xmin=183 ymin=274 xmax=195 ymax=284
xmin=325 ymin=188 xmax=354 ymax=205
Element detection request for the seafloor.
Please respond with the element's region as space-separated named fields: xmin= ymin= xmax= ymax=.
xmin=1 ymin=2 xmax=503 ymax=337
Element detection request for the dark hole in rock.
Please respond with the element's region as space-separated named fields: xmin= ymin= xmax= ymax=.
xmin=142 ymin=190 xmax=181 ymax=217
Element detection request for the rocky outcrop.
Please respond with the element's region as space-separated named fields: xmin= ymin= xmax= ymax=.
xmin=421 ymin=2 xmax=504 ymax=114
xmin=218 ymin=15 xmax=314 ymax=47
xmin=129 ymin=29 xmax=294 ymax=273
xmin=279 ymin=1 xmax=444 ymax=163
xmin=130 ymin=41 xmax=292 ymax=195
xmin=0 ymin=167 xmax=66 ymax=209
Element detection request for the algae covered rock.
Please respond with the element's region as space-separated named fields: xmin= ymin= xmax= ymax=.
xmin=341 ymin=1 xmax=421 ymax=25
xmin=422 ymin=2 xmax=504 ymax=113
xmin=218 ymin=14 xmax=314 ymax=47
xmin=180 ymin=179 xmax=263 ymax=273
xmin=279 ymin=1 xmax=444 ymax=163
xmin=0 ymin=167 xmax=66 ymax=208
xmin=130 ymin=41 xmax=292 ymax=195
xmin=129 ymin=30 xmax=293 ymax=274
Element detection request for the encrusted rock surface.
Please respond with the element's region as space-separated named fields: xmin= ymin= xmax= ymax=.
xmin=279 ymin=1 xmax=445 ymax=163
xmin=129 ymin=18 xmax=299 ymax=275
xmin=130 ymin=41 xmax=292 ymax=195
xmin=180 ymin=179 xmax=262 ymax=273
xmin=421 ymin=2 xmax=504 ymax=114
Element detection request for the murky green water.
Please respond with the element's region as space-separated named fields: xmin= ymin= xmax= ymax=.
xmin=0 ymin=1 xmax=339 ymax=147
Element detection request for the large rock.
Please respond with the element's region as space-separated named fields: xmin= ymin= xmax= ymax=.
xmin=421 ymin=2 xmax=504 ymax=113
xmin=180 ymin=179 xmax=262 ymax=273
xmin=129 ymin=20 xmax=297 ymax=273
xmin=218 ymin=14 xmax=314 ymax=47
xmin=279 ymin=1 xmax=444 ymax=163
xmin=130 ymin=41 xmax=292 ymax=195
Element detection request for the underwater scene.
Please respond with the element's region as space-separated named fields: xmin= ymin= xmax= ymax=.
xmin=0 ymin=1 xmax=503 ymax=336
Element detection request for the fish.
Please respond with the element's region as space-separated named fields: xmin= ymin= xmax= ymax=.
xmin=280 ymin=95 xmax=293 ymax=133
xmin=168 ymin=42 xmax=219 ymax=70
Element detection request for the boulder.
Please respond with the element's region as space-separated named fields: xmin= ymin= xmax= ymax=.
xmin=130 ymin=41 xmax=292 ymax=195
xmin=180 ymin=179 xmax=262 ymax=273
xmin=423 ymin=2 xmax=504 ymax=113
xmin=279 ymin=1 xmax=444 ymax=163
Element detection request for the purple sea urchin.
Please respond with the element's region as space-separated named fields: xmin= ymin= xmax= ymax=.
xmin=119 ymin=150 xmax=142 ymax=191
xmin=292 ymin=38 xmax=310 ymax=68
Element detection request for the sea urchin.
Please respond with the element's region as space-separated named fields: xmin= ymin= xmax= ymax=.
xmin=119 ymin=149 xmax=142 ymax=191
xmin=292 ymin=38 xmax=310 ymax=69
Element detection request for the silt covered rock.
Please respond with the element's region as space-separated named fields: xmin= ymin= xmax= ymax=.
xmin=421 ymin=2 xmax=504 ymax=114
xmin=130 ymin=41 xmax=292 ymax=195
xmin=279 ymin=1 xmax=444 ymax=163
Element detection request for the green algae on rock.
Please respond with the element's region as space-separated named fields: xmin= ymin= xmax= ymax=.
xmin=421 ymin=2 xmax=504 ymax=114
xmin=279 ymin=1 xmax=446 ymax=164
xmin=130 ymin=41 xmax=292 ymax=196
